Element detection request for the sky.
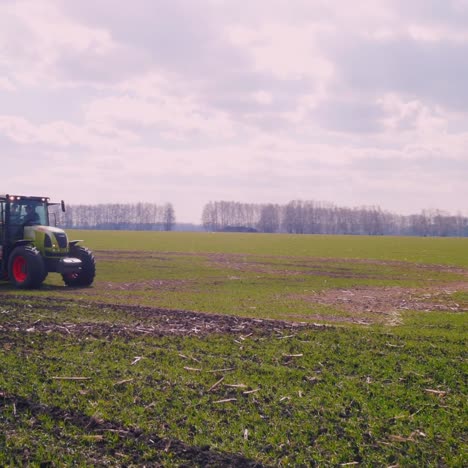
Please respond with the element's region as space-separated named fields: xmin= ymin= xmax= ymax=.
xmin=1 ymin=0 xmax=468 ymax=223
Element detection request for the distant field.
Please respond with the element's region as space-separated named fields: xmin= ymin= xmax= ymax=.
xmin=69 ymin=229 xmax=468 ymax=266
xmin=0 ymin=232 xmax=466 ymax=465
xmin=3 ymin=230 xmax=465 ymax=323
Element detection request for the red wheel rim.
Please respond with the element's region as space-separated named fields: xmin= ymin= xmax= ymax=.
xmin=13 ymin=256 xmax=27 ymax=282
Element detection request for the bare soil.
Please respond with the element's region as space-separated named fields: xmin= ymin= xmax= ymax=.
xmin=208 ymin=254 xmax=468 ymax=323
xmin=0 ymin=296 xmax=320 ymax=339
xmin=294 ymin=281 xmax=468 ymax=325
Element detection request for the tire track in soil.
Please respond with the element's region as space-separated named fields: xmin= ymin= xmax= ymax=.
xmin=0 ymin=394 xmax=264 ymax=467
xmin=0 ymin=296 xmax=324 ymax=339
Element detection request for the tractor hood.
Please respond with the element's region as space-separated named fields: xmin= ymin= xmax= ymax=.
xmin=24 ymin=225 xmax=69 ymax=253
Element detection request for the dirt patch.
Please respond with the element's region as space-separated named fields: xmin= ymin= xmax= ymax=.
xmin=207 ymin=254 xmax=468 ymax=323
xmin=295 ymin=281 xmax=468 ymax=325
xmin=94 ymin=250 xmax=200 ymax=261
xmin=103 ymin=279 xmax=194 ymax=292
xmin=0 ymin=296 xmax=323 ymax=339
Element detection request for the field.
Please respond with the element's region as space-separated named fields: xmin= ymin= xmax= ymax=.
xmin=1 ymin=231 xmax=467 ymax=466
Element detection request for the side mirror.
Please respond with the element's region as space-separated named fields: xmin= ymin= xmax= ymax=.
xmin=61 ymin=200 xmax=66 ymax=212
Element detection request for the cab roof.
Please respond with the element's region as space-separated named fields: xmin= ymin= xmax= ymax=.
xmin=0 ymin=194 xmax=50 ymax=202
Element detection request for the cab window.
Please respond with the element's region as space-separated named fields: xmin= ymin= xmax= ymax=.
xmin=16 ymin=202 xmax=47 ymax=226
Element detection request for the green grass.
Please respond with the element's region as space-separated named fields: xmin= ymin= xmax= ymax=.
xmin=2 ymin=235 xmax=466 ymax=323
xmin=0 ymin=302 xmax=466 ymax=466
xmin=0 ymin=232 xmax=467 ymax=465
xmin=70 ymin=230 xmax=468 ymax=267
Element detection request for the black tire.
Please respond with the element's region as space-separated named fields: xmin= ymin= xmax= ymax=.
xmin=62 ymin=246 xmax=96 ymax=287
xmin=8 ymin=245 xmax=46 ymax=289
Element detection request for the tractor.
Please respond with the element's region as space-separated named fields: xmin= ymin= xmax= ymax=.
xmin=0 ymin=194 xmax=95 ymax=289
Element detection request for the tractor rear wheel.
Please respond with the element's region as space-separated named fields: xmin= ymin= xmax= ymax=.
xmin=62 ymin=246 xmax=96 ymax=287
xmin=8 ymin=245 xmax=46 ymax=289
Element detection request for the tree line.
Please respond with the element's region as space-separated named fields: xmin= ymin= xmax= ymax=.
xmin=51 ymin=199 xmax=467 ymax=236
xmin=201 ymin=200 xmax=468 ymax=237
xmin=54 ymin=203 xmax=176 ymax=231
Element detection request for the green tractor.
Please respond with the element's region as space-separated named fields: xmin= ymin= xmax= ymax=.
xmin=0 ymin=194 xmax=95 ymax=289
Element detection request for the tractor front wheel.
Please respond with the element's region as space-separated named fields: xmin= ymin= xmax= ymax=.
xmin=8 ymin=245 xmax=46 ymax=289
xmin=62 ymin=246 xmax=96 ymax=287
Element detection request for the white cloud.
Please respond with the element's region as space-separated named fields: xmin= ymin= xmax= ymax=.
xmin=226 ymin=23 xmax=334 ymax=82
xmin=0 ymin=0 xmax=133 ymax=87
xmin=1 ymin=0 xmax=468 ymax=222
xmin=378 ymin=94 xmax=447 ymax=133
xmin=0 ymin=77 xmax=15 ymax=91
xmin=252 ymin=91 xmax=273 ymax=105
xmin=84 ymin=94 xmax=236 ymax=140
xmin=0 ymin=115 xmax=139 ymax=148
xmin=407 ymin=24 xmax=468 ymax=42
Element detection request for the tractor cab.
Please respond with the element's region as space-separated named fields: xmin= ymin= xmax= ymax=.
xmin=1 ymin=195 xmax=57 ymax=250
xmin=0 ymin=194 xmax=95 ymax=289
xmin=4 ymin=197 xmax=48 ymax=239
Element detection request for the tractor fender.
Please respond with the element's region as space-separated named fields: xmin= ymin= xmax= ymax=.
xmin=14 ymin=239 xmax=34 ymax=248
xmin=69 ymin=240 xmax=83 ymax=247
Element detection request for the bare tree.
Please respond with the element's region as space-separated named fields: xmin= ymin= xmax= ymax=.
xmin=163 ymin=203 xmax=176 ymax=231
xmin=201 ymin=199 xmax=468 ymax=237
xmin=258 ymin=204 xmax=280 ymax=233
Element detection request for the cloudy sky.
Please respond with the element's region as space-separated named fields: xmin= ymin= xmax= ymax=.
xmin=1 ymin=0 xmax=467 ymax=223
